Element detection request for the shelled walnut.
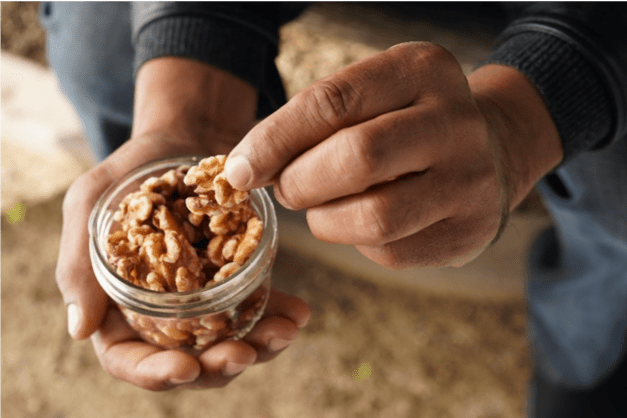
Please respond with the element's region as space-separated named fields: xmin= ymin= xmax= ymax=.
xmin=105 ymin=156 xmax=263 ymax=292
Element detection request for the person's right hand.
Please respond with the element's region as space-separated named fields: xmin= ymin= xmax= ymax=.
xmin=224 ymin=43 xmax=563 ymax=270
xmin=55 ymin=58 xmax=311 ymax=391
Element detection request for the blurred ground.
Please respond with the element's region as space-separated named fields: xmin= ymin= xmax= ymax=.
xmin=2 ymin=3 xmax=550 ymax=417
xmin=1 ymin=2 xmax=47 ymax=66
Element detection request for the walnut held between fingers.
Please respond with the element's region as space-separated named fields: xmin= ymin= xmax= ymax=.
xmin=184 ymin=155 xmax=249 ymax=207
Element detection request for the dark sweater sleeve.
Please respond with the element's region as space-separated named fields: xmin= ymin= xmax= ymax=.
xmin=483 ymin=2 xmax=627 ymax=163
xmin=131 ymin=2 xmax=308 ymax=118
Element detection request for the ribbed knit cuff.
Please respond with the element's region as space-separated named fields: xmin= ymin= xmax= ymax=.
xmin=483 ymin=31 xmax=613 ymax=163
xmin=134 ymin=16 xmax=287 ymax=118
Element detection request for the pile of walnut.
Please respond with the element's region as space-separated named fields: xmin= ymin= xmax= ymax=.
xmin=106 ymin=155 xmax=263 ymax=293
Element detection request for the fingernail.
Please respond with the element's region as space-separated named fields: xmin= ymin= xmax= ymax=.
xmin=222 ymin=361 xmax=252 ymax=377
xmin=168 ymin=364 xmax=201 ymax=385
xmin=225 ymin=155 xmax=252 ymax=189
xmin=267 ymin=338 xmax=293 ymax=352
xmin=297 ymin=310 xmax=312 ymax=329
xmin=67 ymin=303 xmax=81 ymax=338
xmin=169 ymin=374 xmax=199 ymax=385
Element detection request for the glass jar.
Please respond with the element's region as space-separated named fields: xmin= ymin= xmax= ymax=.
xmin=88 ymin=155 xmax=277 ymax=354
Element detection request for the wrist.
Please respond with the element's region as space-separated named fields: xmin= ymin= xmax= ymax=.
xmin=132 ymin=57 xmax=258 ymax=154
xmin=468 ymin=64 xmax=564 ymax=210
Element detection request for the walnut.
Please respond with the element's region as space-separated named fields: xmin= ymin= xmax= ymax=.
xmin=140 ymin=166 xmax=192 ymax=198
xmin=206 ymin=216 xmax=263 ymax=280
xmin=232 ymin=216 xmax=263 ymax=265
xmin=185 ymin=194 xmax=222 ymax=217
xmin=106 ymin=227 xmax=151 ymax=286
xmin=105 ymin=228 xmax=205 ymax=292
xmin=175 ymin=266 xmax=202 ymax=292
xmin=116 ymin=255 xmax=144 ymax=287
xmin=213 ymin=172 xmax=248 ymax=208
xmin=200 ymin=315 xmax=227 ymax=331
xmin=184 ymin=156 xmax=248 ymax=207
xmin=207 ymin=234 xmax=229 ymax=267
xmin=137 ymin=230 xmax=205 ymax=292
xmin=140 ymin=173 xmax=176 ymax=198
xmin=106 ymin=229 xmax=133 ymax=263
xmin=214 ymin=262 xmax=242 ymax=282
xmin=146 ymin=271 xmax=167 ymax=292
xmin=165 ymin=199 xmax=207 ymax=245
xmin=127 ymin=225 xmax=155 ymax=249
xmin=188 ymin=211 xmax=205 ymax=227
xmin=169 ymin=198 xmax=190 ymax=219
xmin=152 ymin=205 xmax=191 ymax=243
xmin=113 ymin=191 xmax=166 ymax=228
xmin=183 ymin=155 xmax=227 ymax=193
xmin=209 ymin=206 xmax=254 ymax=235
xmin=155 ymin=321 xmax=192 ymax=341
xmin=145 ymin=329 xmax=180 ymax=348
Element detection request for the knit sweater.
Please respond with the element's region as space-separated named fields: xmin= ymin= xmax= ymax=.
xmin=132 ymin=2 xmax=627 ymax=164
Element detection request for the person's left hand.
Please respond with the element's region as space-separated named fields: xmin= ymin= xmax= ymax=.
xmin=91 ymin=287 xmax=310 ymax=390
xmin=224 ymin=42 xmax=563 ymax=269
xmin=56 ymin=58 xmax=311 ymax=391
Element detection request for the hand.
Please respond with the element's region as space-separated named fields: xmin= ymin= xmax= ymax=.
xmin=91 ymin=287 xmax=310 ymax=390
xmin=225 ymin=42 xmax=563 ymax=269
xmin=55 ymin=58 xmax=311 ymax=390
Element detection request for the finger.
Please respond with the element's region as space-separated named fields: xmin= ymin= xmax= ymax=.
xmin=304 ymin=170 xmax=457 ymax=247
xmin=189 ymin=340 xmax=257 ymax=388
xmin=355 ymin=213 xmax=499 ymax=269
xmin=56 ymin=167 xmax=117 ymax=339
xmin=225 ymin=43 xmax=439 ymax=190
xmin=167 ymin=288 xmax=311 ymax=388
xmin=243 ymin=316 xmax=300 ymax=363
xmin=92 ymin=308 xmax=201 ymax=391
xmin=272 ymin=104 xmax=448 ymax=210
xmin=262 ymin=288 xmax=311 ymax=329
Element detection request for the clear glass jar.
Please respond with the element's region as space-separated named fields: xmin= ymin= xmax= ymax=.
xmin=88 ymin=156 xmax=277 ymax=354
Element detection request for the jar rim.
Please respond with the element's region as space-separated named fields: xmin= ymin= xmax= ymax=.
xmin=88 ymin=155 xmax=278 ymax=317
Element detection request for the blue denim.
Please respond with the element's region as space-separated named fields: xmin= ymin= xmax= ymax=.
xmin=41 ymin=0 xmax=627 ymax=394
xmin=528 ymin=138 xmax=627 ymax=389
xmin=39 ymin=1 xmax=135 ymax=161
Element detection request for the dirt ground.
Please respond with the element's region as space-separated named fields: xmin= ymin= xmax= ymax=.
xmin=1 ymin=2 xmax=47 ymax=66
xmin=2 ymin=3 xmax=536 ymax=417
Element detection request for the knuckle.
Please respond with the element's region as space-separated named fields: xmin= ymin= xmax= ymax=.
xmin=392 ymin=42 xmax=454 ymax=65
xmin=387 ymin=42 xmax=459 ymax=90
xmin=308 ymin=77 xmax=361 ymax=125
xmin=356 ymin=194 xmax=396 ymax=244
xmin=370 ymin=245 xmax=405 ymax=270
xmin=341 ymin=128 xmax=384 ymax=183
xmin=275 ymin=176 xmax=307 ymax=210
